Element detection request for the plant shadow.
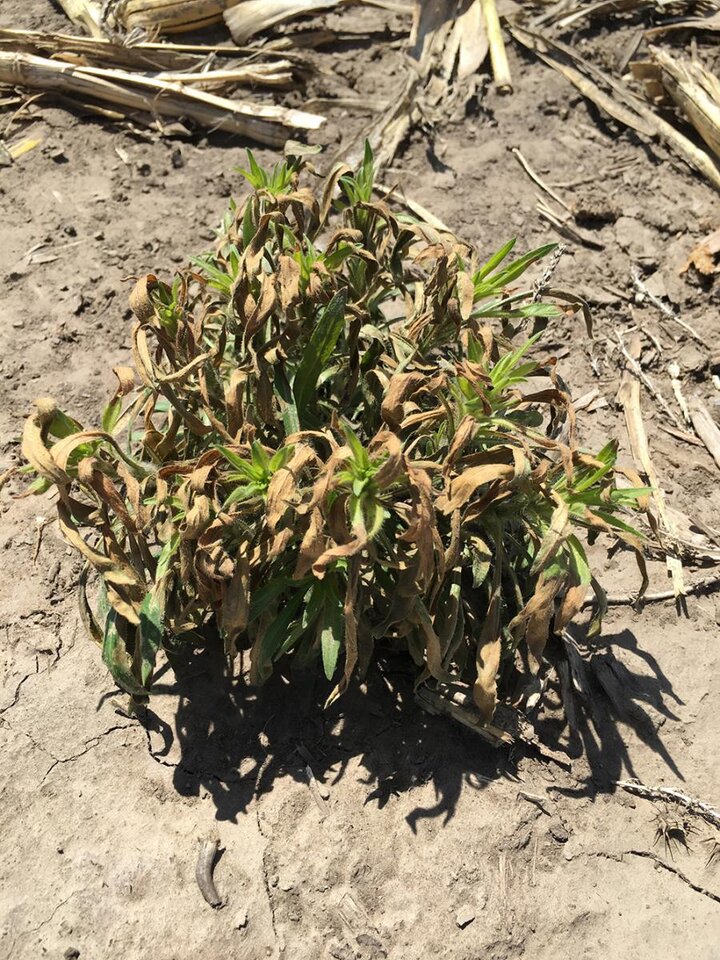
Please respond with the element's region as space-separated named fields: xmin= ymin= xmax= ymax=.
xmin=137 ymin=624 xmax=684 ymax=824
xmin=538 ymin=625 xmax=685 ymax=798
xmin=140 ymin=645 xmax=518 ymax=827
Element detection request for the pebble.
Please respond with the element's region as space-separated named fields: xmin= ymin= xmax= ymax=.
xmin=677 ymin=342 xmax=708 ymax=376
xmin=234 ymin=907 xmax=248 ymax=929
xmin=455 ymin=906 xmax=476 ymax=929
xmin=549 ymin=820 xmax=570 ymax=844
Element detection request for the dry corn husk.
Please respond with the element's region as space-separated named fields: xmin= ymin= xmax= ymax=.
xmin=120 ymin=0 xmax=243 ymax=33
xmin=224 ymin=0 xmax=353 ymax=45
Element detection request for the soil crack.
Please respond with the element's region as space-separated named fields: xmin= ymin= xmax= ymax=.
xmin=593 ymin=850 xmax=720 ymax=905
xmin=141 ymin=720 xmax=243 ymax=785
xmin=255 ymin=799 xmax=279 ymax=948
xmin=39 ymin=723 xmax=137 ymax=783
xmin=0 ymin=656 xmax=39 ymax=716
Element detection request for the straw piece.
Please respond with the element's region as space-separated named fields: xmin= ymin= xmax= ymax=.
xmin=690 ymin=400 xmax=720 ymax=471
xmin=644 ymin=47 xmax=720 ymax=160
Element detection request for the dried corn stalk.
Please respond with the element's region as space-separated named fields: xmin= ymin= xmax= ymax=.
xmin=632 ymin=48 xmax=720 ymax=160
xmin=348 ymin=0 xmax=489 ymax=171
xmin=56 ymin=0 xmax=107 ymax=38
xmin=534 ymin=0 xmax=720 ymax=28
xmin=0 ymin=50 xmax=323 ymax=144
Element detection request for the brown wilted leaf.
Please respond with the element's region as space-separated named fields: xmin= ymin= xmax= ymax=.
xmin=473 ymin=564 xmax=502 ymax=723
xmin=682 ymin=227 xmax=720 ymax=277
xmin=128 ymin=274 xmax=159 ymax=322
xmin=221 ymin=548 xmax=250 ymax=657
xmin=510 ymin=574 xmax=564 ymax=673
xmin=436 ymin=461 xmax=514 ymax=513
xmin=381 ymin=372 xmax=428 ymax=429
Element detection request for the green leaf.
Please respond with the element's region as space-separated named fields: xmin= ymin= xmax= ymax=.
xmin=138 ymin=591 xmax=164 ymax=686
xmin=475 ymin=243 xmax=557 ymax=298
xmin=102 ymin=610 xmax=147 ymax=698
xmin=293 ymin=291 xmax=347 ymax=423
xmin=474 ymin=238 xmax=516 ymax=283
xmin=25 ymin=475 xmax=53 ymax=495
xmin=320 ymin=586 xmax=344 ymax=681
xmin=49 ymin=409 xmax=82 ymax=439
xmin=251 ymin=440 xmax=271 ymax=473
xmin=249 ymin=576 xmax=296 ymax=623
xmin=511 ymin=303 xmax=563 ymax=319
xmin=101 ymin=397 xmax=123 ymax=434
xmin=218 ymin=446 xmax=260 ymax=479
xmin=342 ymin=422 xmax=371 ymax=471
xmin=269 ymin=445 xmax=294 ymax=473
xmin=223 ymin=482 xmax=263 ymax=509
xmin=257 ymin=590 xmax=306 ymax=667
xmin=155 ymin=533 xmax=180 ymax=582
xmin=566 ymin=534 xmax=591 ymax=587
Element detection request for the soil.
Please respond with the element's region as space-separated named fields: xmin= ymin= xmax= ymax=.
xmin=1 ymin=3 xmax=720 ymax=959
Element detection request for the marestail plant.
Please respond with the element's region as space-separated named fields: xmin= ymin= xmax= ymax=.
xmin=20 ymin=143 xmax=649 ymax=721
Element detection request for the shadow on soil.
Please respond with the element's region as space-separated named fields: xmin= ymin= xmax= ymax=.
xmin=139 ymin=644 xmax=518 ymax=827
xmin=137 ymin=625 xmax=684 ymax=824
xmin=541 ymin=625 xmax=684 ymax=797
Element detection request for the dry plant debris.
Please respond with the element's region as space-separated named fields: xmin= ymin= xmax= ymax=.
xmin=0 ymin=49 xmax=323 ymax=143
xmin=19 ymin=145 xmax=650 ymax=724
xmin=508 ymin=21 xmax=720 ymax=191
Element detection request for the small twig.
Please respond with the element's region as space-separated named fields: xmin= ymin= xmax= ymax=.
xmin=537 ymin=198 xmax=605 ymax=250
xmin=304 ymin=764 xmax=328 ymax=818
xmin=667 ymin=361 xmax=692 ymax=425
xmin=657 ymin=423 xmax=704 ymax=447
xmin=631 ymin=269 xmax=705 ymax=345
xmin=195 ymin=839 xmax=223 ymax=908
xmin=615 ymin=331 xmax=684 ymax=431
xmin=510 ymin=147 xmax=571 ymax=211
xmin=374 ymin=182 xmax=451 ymax=232
xmin=582 ymin=573 xmax=720 ymax=608
xmin=617 ymin=780 xmax=720 ymax=831
xmin=33 ymin=515 xmax=51 ymax=562
xmin=517 ymin=790 xmax=552 ymax=815
xmin=0 ymin=465 xmax=17 ymax=493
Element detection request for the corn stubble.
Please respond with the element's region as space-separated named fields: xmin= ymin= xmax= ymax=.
xmin=21 ymin=145 xmax=648 ymax=722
